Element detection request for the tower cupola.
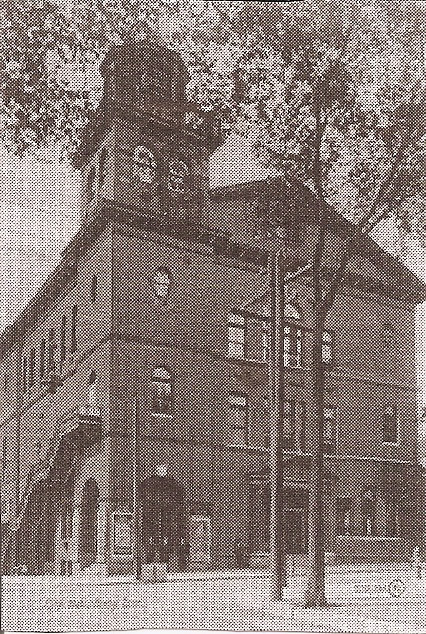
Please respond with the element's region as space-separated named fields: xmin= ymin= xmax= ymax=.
xmin=74 ymin=42 xmax=222 ymax=226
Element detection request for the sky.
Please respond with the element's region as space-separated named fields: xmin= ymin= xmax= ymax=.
xmin=1 ymin=134 xmax=425 ymax=418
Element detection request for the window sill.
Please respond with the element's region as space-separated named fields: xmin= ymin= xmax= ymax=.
xmin=382 ymin=442 xmax=399 ymax=447
xmin=151 ymin=413 xmax=173 ymax=419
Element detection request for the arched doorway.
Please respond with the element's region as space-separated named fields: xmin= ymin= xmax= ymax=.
xmin=138 ymin=475 xmax=186 ymax=568
xmin=79 ymin=479 xmax=99 ymax=568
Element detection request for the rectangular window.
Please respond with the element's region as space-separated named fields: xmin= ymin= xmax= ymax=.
xmin=228 ymin=313 xmax=245 ymax=359
xmin=228 ymin=392 xmax=248 ymax=445
xmin=283 ymin=326 xmax=302 ymax=367
xmin=22 ymin=357 xmax=27 ymax=393
xmin=60 ymin=315 xmax=66 ymax=363
xmin=151 ymin=368 xmax=173 ymax=415
xmin=336 ymin=498 xmax=351 ymax=536
xmin=48 ymin=328 xmax=55 ymax=372
xmin=71 ymin=305 xmax=77 ymax=353
xmin=323 ymin=407 xmax=337 ymax=454
xmin=40 ymin=339 xmax=46 ymax=379
xmin=29 ymin=348 xmax=36 ymax=387
xmin=297 ymin=401 xmax=306 ymax=453
xmin=322 ymin=330 xmax=334 ymax=365
xmin=261 ymin=321 xmax=269 ymax=362
xmin=282 ymin=400 xmax=296 ymax=450
xmin=383 ymin=405 xmax=398 ymax=444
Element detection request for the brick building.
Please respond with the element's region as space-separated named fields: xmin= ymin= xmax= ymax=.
xmin=1 ymin=42 xmax=425 ymax=575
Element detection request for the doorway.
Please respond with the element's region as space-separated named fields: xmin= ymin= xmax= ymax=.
xmin=138 ymin=475 xmax=186 ymax=569
xmin=79 ymin=479 xmax=99 ymax=568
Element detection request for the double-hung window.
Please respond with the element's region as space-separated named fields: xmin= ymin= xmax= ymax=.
xmin=322 ymin=330 xmax=334 ymax=365
xmin=323 ymin=407 xmax=337 ymax=454
xmin=228 ymin=392 xmax=248 ymax=445
xmin=228 ymin=313 xmax=245 ymax=359
xmin=151 ymin=367 xmax=173 ymax=416
xmin=282 ymin=304 xmax=302 ymax=367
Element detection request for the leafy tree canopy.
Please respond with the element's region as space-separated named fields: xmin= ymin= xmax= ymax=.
xmin=1 ymin=0 xmax=425 ymax=241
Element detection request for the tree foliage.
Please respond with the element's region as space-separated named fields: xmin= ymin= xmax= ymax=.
xmin=1 ymin=0 xmax=425 ymax=241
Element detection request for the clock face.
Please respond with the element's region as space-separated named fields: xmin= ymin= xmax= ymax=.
xmin=133 ymin=146 xmax=157 ymax=184
xmin=168 ymin=160 xmax=189 ymax=194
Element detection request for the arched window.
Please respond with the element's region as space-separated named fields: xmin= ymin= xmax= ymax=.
xmin=99 ymin=147 xmax=108 ymax=187
xmin=151 ymin=367 xmax=173 ymax=415
xmin=133 ymin=145 xmax=157 ymax=183
xmin=88 ymin=370 xmax=97 ymax=408
xmin=168 ymin=159 xmax=189 ymax=193
xmin=153 ymin=268 xmax=171 ymax=298
xmin=87 ymin=166 xmax=96 ymax=200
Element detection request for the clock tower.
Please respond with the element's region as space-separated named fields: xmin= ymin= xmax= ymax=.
xmin=74 ymin=41 xmax=222 ymax=225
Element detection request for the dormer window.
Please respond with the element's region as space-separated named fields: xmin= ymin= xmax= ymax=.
xmin=133 ymin=145 xmax=157 ymax=184
xmin=168 ymin=160 xmax=188 ymax=194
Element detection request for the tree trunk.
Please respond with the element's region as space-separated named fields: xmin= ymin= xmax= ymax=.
xmin=304 ymin=90 xmax=327 ymax=607
xmin=304 ymin=304 xmax=327 ymax=606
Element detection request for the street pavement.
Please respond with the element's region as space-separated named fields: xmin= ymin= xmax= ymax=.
xmin=2 ymin=563 xmax=425 ymax=633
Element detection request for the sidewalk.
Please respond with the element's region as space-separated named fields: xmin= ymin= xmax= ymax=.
xmin=3 ymin=560 xmax=414 ymax=586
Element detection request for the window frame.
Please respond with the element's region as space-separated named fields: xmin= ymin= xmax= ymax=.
xmin=151 ymin=367 xmax=173 ymax=417
xmin=321 ymin=329 xmax=334 ymax=366
xmin=168 ymin=159 xmax=189 ymax=194
xmin=132 ymin=145 xmax=157 ymax=184
xmin=227 ymin=312 xmax=246 ymax=359
xmin=336 ymin=497 xmax=352 ymax=536
xmin=227 ymin=391 xmax=248 ymax=446
xmin=283 ymin=324 xmax=303 ymax=367
xmin=382 ymin=404 xmax=399 ymax=445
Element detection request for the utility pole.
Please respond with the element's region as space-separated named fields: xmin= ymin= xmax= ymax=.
xmin=134 ymin=392 xmax=142 ymax=579
xmin=269 ymin=249 xmax=286 ymax=600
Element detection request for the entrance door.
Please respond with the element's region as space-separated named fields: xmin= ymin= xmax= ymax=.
xmin=284 ymin=510 xmax=306 ymax=554
xmin=138 ymin=475 xmax=186 ymax=569
xmin=79 ymin=479 xmax=99 ymax=568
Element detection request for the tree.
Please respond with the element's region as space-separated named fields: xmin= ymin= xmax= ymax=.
xmin=223 ymin=0 xmax=425 ymax=607
xmin=1 ymin=0 xmax=425 ymax=608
